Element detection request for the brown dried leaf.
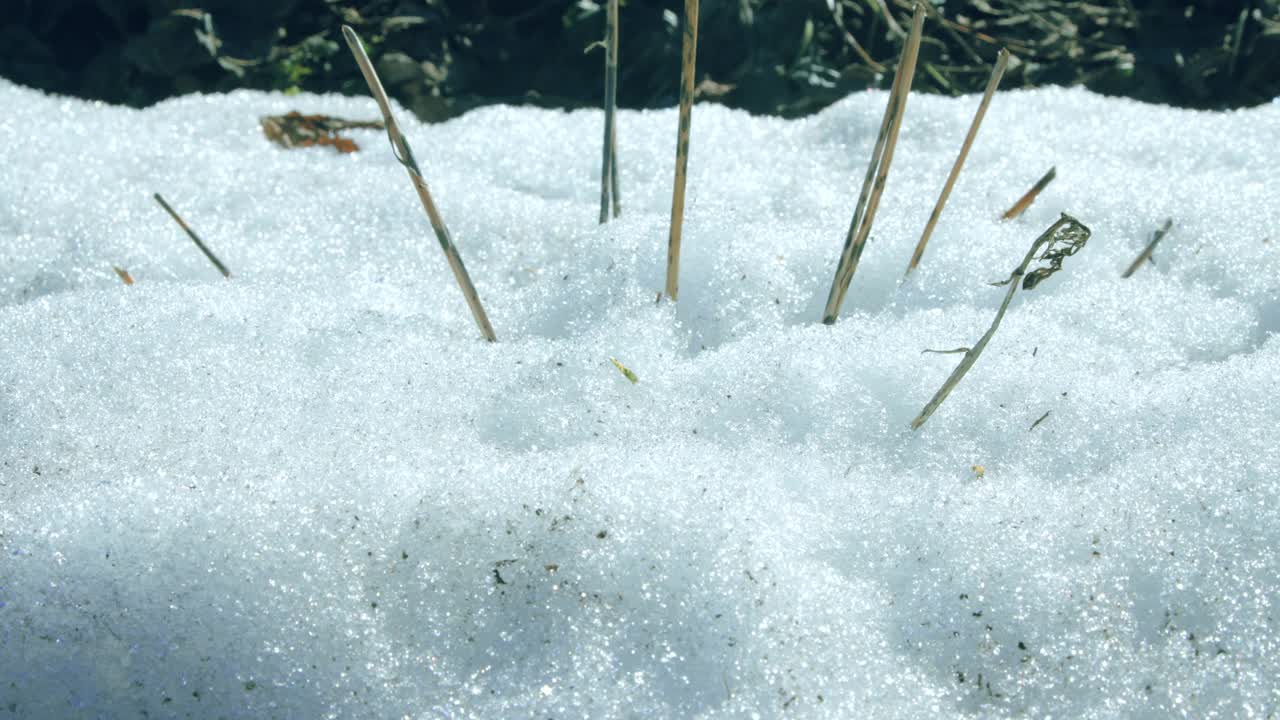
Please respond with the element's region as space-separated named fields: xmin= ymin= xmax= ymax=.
xmin=260 ymin=112 xmax=384 ymax=153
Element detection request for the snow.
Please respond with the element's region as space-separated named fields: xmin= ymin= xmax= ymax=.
xmin=1 ymin=78 xmax=1278 ymax=718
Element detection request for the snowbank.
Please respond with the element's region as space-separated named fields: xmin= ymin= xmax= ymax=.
xmin=1 ymin=79 xmax=1277 ymax=718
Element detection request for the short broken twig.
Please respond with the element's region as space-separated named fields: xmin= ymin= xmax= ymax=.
xmin=907 ymin=48 xmax=1010 ymax=275
xmin=343 ymin=25 xmax=496 ymax=342
xmin=1029 ymin=410 xmax=1051 ymax=431
xmin=153 ymin=193 xmax=231 ymax=279
xmin=911 ymin=213 xmax=1091 ymax=430
xmin=1001 ymin=166 xmax=1056 ymax=220
xmin=1121 ymin=219 xmax=1173 ymax=278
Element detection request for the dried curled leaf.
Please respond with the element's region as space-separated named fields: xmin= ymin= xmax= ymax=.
xmin=1021 ymin=218 xmax=1090 ymax=290
xmin=991 ymin=214 xmax=1091 ymax=290
xmin=912 ymin=214 xmax=1091 ymax=431
xmin=260 ymin=112 xmax=384 ymax=153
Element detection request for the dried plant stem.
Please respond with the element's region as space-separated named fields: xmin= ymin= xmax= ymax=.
xmin=664 ymin=0 xmax=698 ymax=301
xmin=153 ymin=193 xmax=231 ymax=279
xmin=599 ymin=0 xmax=620 ymax=224
xmin=829 ymin=5 xmax=886 ymax=73
xmin=1122 ymin=218 xmax=1173 ymax=278
xmin=342 ymin=25 xmax=496 ymax=342
xmin=921 ymin=0 xmax=984 ymax=65
xmin=906 ymin=48 xmax=1009 ymax=275
xmin=610 ymin=125 xmax=621 ymax=218
xmin=840 ymin=29 xmax=886 ymax=74
xmin=1001 ymin=166 xmax=1056 ymax=220
xmin=113 ymin=266 xmax=135 ymax=285
xmin=1228 ymin=7 xmax=1248 ymax=79
xmin=872 ymin=0 xmax=907 ymax=38
xmin=911 ymin=213 xmax=1091 ymax=430
xmin=822 ymin=2 xmax=926 ymax=324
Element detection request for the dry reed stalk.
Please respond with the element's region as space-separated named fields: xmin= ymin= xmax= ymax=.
xmin=911 ymin=213 xmax=1091 ymax=430
xmin=920 ymin=0 xmax=984 ymax=65
xmin=660 ymin=0 xmax=701 ymax=299
xmin=342 ymin=25 xmax=497 ymax=342
xmin=610 ymin=125 xmax=620 ymax=218
xmin=822 ymin=2 xmax=926 ymax=324
xmin=1121 ymin=218 xmax=1173 ymax=278
xmin=153 ymin=193 xmax=231 ymax=279
xmin=664 ymin=0 xmax=699 ymax=301
xmin=906 ymin=48 xmax=1010 ymax=275
xmin=872 ymin=0 xmax=907 ymax=38
xmin=820 ymin=62 xmax=904 ymax=322
xmin=1001 ymin=166 xmax=1056 ymax=220
xmin=599 ymin=0 xmax=620 ymax=223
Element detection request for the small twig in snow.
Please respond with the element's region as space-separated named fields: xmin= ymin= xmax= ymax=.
xmin=153 ymin=193 xmax=231 ymax=279
xmin=1001 ymin=166 xmax=1056 ymax=220
xmin=1122 ymin=219 xmax=1174 ymax=278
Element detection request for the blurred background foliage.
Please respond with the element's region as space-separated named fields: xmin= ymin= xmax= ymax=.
xmin=1 ymin=0 xmax=1276 ymax=122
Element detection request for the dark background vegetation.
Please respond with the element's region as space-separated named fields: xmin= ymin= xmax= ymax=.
xmin=1 ymin=0 xmax=1276 ymax=122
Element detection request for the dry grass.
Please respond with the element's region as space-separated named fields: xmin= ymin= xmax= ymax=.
xmin=343 ymin=25 xmax=497 ymax=342
xmin=664 ymin=0 xmax=699 ymax=302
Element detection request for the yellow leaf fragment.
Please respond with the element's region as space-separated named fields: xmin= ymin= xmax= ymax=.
xmin=609 ymin=357 xmax=638 ymax=384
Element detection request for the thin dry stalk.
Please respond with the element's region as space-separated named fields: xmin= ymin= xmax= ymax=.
xmin=906 ymin=48 xmax=1010 ymax=275
xmin=840 ymin=29 xmax=886 ymax=73
xmin=1228 ymin=7 xmax=1248 ymax=79
xmin=599 ymin=0 xmax=620 ymax=224
xmin=664 ymin=0 xmax=699 ymax=301
xmin=829 ymin=5 xmax=887 ymax=73
xmin=820 ymin=60 xmax=905 ymax=323
xmin=920 ymin=0 xmax=984 ymax=65
xmin=153 ymin=193 xmax=231 ymax=279
xmin=823 ymin=2 xmax=926 ymax=324
xmin=610 ymin=125 xmax=620 ymax=218
xmin=872 ymin=0 xmax=907 ymax=38
xmin=1122 ymin=218 xmax=1173 ymax=278
xmin=113 ymin=266 xmax=135 ymax=285
xmin=342 ymin=25 xmax=497 ymax=342
xmin=1001 ymin=166 xmax=1056 ymax=220
xmin=911 ymin=213 xmax=1091 ymax=430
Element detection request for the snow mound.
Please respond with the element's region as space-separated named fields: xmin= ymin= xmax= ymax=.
xmin=1 ymin=79 xmax=1278 ymax=718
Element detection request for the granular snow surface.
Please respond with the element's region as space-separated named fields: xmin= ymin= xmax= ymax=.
xmin=1 ymin=78 xmax=1278 ymax=718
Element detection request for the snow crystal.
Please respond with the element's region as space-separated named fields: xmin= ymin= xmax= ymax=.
xmin=1 ymin=78 xmax=1278 ymax=718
